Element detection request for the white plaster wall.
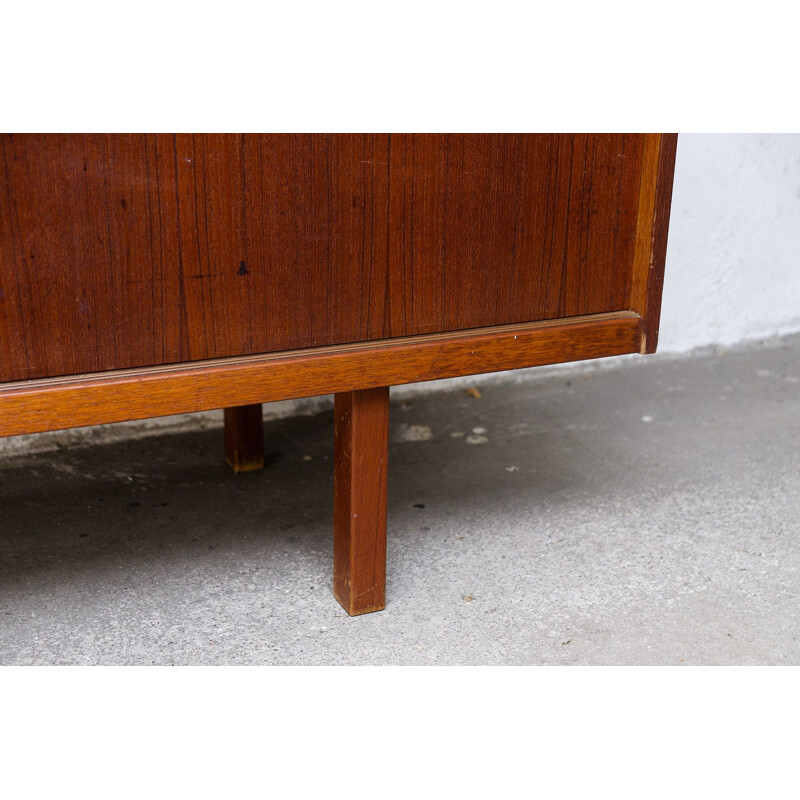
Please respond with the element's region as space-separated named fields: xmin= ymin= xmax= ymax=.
xmin=658 ymin=133 xmax=800 ymax=352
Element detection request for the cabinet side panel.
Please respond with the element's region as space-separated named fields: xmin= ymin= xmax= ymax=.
xmin=1 ymin=134 xmax=648 ymax=381
xmin=392 ymin=133 xmax=644 ymax=336
xmin=0 ymin=134 xmax=390 ymax=380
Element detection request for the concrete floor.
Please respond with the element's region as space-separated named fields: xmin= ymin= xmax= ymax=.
xmin=1 ymin=335 xmax=798 ymax=665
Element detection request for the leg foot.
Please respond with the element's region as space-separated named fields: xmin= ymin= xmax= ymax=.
xmin=224 ymin=404 xmax=264 ymax=473
xmin=334 ymin=387 xmax=389 ymax=615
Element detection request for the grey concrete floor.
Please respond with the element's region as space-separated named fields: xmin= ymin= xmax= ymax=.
xmin=1 ymin=335 xmax=799 ymax=665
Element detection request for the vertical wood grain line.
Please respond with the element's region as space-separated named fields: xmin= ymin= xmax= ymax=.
xmin=78 ymin=137 xmax=103 ymax=373
xmin=171 ymin=134 xmax=190 ymax=362
xmin=0 ymin=136 xmax=32 ymax=375
xmin=383 ymin=133 xmax=392 ymax=338
xmin=194 ymin=134 xmax=213 ymax=356
xmin=100 ymin=136 xmax=120 ymax=368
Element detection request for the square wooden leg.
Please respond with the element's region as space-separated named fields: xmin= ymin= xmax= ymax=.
xmin=224 ymin=404 xmax=264 ymax=473
xmin=334 ymin=387 xmax=389 ymax=615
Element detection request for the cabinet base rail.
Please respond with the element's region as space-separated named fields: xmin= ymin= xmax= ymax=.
xmin=1 ymin=311 xmax=643 ymax=615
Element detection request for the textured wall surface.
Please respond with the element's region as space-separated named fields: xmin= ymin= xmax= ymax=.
xmin=658 ymin=133 xmax=800 ymax=352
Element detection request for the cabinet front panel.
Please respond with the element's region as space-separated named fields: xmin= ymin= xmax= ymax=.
xmin=1 ymin=134 xmax=645 ymax=381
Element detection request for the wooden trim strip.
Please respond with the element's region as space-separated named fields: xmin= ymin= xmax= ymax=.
xmin=642 ymin=133 xmax=679 ymax=353
xmin=0 ymin=311 xmax=642 ymax=437
xmin=630 ymin=133 xmax=662 ymax=319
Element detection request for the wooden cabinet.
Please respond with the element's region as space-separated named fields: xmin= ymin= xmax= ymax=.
xmin=0 ymin=133 xmax=677 ymax=613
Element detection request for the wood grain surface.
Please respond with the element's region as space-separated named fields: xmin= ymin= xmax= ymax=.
xmin=0 ymin=311 xmax=641 ymax=436
xmin=1 ymin=134 xmax=652 ymax=382
xmin=333 ymin=387 xmax=389 ymax=615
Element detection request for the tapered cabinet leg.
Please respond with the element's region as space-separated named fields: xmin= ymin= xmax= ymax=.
xmin=334 ymin=386 xmax=389 ymax=615
xmin=224 ymin=404 xmax=264 ymax=473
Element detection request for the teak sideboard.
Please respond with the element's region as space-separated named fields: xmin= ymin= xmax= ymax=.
xmin=0 ymin=133 xmax=677 ymax=615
